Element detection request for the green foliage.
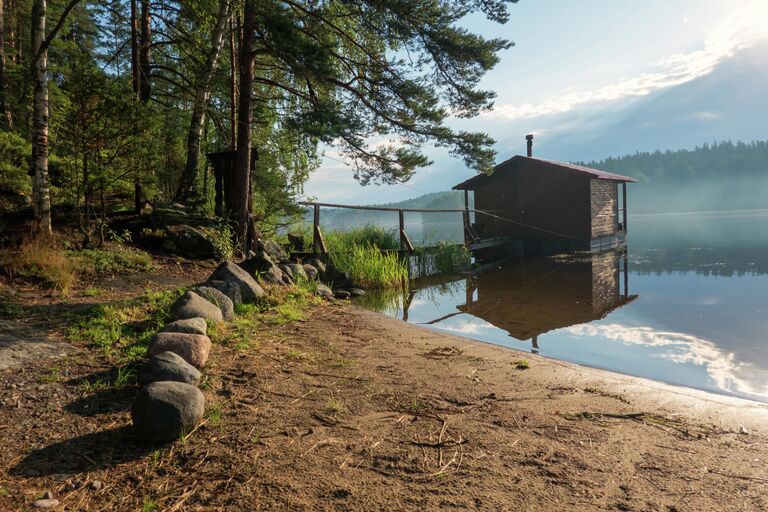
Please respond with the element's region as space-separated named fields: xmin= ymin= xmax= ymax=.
xmin=0 ymin=132 xmax=32 ymax=211
xmin=70 ymin=247 xmax=154 ymax=276
xmin=68 ymin=289 xmax=183 ymax=362
xmin=329 ymin=244 xmax=408 ymax=289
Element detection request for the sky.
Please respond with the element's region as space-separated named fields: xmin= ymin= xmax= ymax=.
xmin=302 ymin=0 xmax=768 ymax=205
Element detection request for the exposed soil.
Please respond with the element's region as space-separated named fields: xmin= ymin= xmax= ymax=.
xmin=2 ymin=284 xmax=768 ymax=511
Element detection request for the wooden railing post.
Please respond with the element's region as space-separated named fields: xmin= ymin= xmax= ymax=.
xmin=399 ymin=209 xmax=414 ymax=252
xmin=313 ymin=204 xmax=327 ymax=254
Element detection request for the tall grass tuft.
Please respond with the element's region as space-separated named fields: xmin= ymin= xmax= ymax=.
xmin=325 ymin=225 xmax=400 ymax=251
xmin=329 ymin=244 xmax=408 ymax=289
xmin=412 ymin=241 xmax=471 ymax=277
xmin=0 ymin=236 xmax=77 ymax=292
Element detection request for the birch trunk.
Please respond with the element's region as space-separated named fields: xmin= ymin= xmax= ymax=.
xmin=233 ymin=0 xmax=256 ymax=252
xmin=175 ymin=0 xmax=231 ymax=204
xmin=31 ymin=0 xmax=51 ymax=236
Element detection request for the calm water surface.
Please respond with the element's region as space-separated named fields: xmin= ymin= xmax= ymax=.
xmin=357 ymin=210 xmax=768 ymax=402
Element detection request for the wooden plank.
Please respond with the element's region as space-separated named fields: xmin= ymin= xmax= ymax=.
xmin=299 ymin=200 xmax=486 ymax=214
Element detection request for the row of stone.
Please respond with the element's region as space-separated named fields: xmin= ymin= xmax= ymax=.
xmin=130 ymin=259 xmax=275 ymax=443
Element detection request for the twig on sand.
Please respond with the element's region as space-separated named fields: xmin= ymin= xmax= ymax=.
xmin=166 ymin=483 xmax=198 ymax=512
xmin=708 ymin=469 xmax=768 ymax=484
xmin=430 ymin=450 xmax=459 ymax=476
xmin=303 ymin=437 xmax=341 ymax=456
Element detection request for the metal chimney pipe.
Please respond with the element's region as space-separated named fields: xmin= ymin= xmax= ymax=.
xmin=526 ymin=134 xmax=534 ymax=157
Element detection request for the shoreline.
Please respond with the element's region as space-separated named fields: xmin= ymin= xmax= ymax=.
xmin=354 ymin=305 xmax=768 ymax=434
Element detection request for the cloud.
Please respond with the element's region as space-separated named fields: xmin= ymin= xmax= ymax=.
xmin=566 ymin=323 xmax=768 ymax=399
xmin=487 ymin=5 xmax=768 ymax=121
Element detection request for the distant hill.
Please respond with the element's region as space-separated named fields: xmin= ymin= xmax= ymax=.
xmin=581 ymin=140 xmax=768 ymax=213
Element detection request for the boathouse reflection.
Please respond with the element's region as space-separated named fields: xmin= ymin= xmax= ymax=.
xmin=403 ymin=250 xmax=637 ymax=353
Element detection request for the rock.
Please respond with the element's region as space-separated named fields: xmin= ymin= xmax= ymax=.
xmin=261 ymin=239 xmax=289 ymax=262
xmin=204 ymin=280 xmax=242 ymax=306
xmin=147 ymin=333 xmax=212 ymax=369
xmin=196 ymin=286 xmax=234 ymax=321
xmin=334 ymin=290 xmax=351 ymax=300
xmin=138 ymin=351 xmax=201 ymax=386
xmin=32 ymin=498 xmax=59 ymax=509
xmin=287 ymin=233 xmax=305 ymax=251
xmin=302 ymin=264 xmax=319 ymax=280
xmin=161 ymin=317 xmax=207 ymax=336
xmin=309 ymin=258 xmax=327 ymax=274
xmin=279 ymin=264 xmax=294 ymax=279
xmin=264 ymin=264 xmax=289 ymax=285
xmin=316 ymin=284 xmax=334 ymax=299
xmin=348 ymin=288 xmax=366 ymax=297
xmin=323 ymin=263 xmax=353 ymax=287
xmin=161 ymin=225 xmax=217 ymax=260
xmin=88 ymin=481 xmax=102 ymax=491
xmin=286 ymin=263 xmax=307 ymax=281
xmin=131 ymin=381 xmax=205 ymax=444
xmin=171 ymin=291 xmax=223 ymax=323
xmin=209 ymin=261 xmax=265 ymax=303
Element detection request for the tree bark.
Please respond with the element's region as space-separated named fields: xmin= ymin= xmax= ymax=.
xmin=232 ymin=0 xmax=256 ymax=252
xmin=229 ymin=13 xmax=238 ymax=149
xmin=30 ymin=0 xmax=51 ymax=236
xmin=29 ymin=0 xmax=81 ymax=236
xmin=175 ymin=0 xmax=231 ymax=204
xmin=130 ymin=0 xmax=139 ymax=98
xmin=0 ymin=0 xmax=13 ymax=128
xmin=138 ymin=0 xmax=151 ymax=102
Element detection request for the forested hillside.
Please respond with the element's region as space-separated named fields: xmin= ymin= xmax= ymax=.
xmin=582 ymin=140 xmax=768 ymax=213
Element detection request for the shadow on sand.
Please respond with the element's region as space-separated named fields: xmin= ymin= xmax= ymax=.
xmin=11 ymin=425 xmax=161 ymax=477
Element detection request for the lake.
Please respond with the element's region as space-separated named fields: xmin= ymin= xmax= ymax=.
xmin=357 ymin=210 xmax=768 ymax=403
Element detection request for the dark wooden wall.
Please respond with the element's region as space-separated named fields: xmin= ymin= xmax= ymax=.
xmin=473 ymin=160 xmax=592 ymax=241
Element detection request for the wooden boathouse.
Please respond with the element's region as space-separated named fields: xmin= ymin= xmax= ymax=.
xmin=454 ymin=135 xmax=637 ymax=258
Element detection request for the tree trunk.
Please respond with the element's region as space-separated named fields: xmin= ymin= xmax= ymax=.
xmin=175 ymin=0 xmax=231 ymax=204
xmin=138 ymin=0 xmax=151 ymax=102
xmin=130 ymin=0 xmax=139 ymax=98
xmin=229 ymin=13 xmax=237 ymax=149
xmin=30 ymin=0 xmax=51 ymax=236
xmin=232 ymin=0 xmax=255 ymax=253
xmin=0 ymin=0 xmax=13 ymax=128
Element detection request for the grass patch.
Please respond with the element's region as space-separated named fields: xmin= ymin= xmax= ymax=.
xmin=71 ymin=246 xmax=153 ymax=276
xmin=82 ymin=286 xmax=105 ymax=297
xmin=207 ymin=403 xmax=223 ymax=426
xmin=0 ymin=236 xmax=77 ymax=292
xmin=270 ymin=303 xmax=305 ymax=324
xmin=67 ymin=289 xmax=183 ymax=362
xmin=38 ymin=365 xmax=61 ymax=383
xmin=329 ymin=244 xmax=408 ymax=289
xmin=326 ymin=397 xmax=344 ymax=415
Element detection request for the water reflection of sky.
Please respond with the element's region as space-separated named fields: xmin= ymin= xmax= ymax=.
xmin=359 ymin=213 xmax=768 ymax=403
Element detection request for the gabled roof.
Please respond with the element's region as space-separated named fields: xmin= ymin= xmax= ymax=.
xmin=453 ymin=155 xmax=638 ymax=190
